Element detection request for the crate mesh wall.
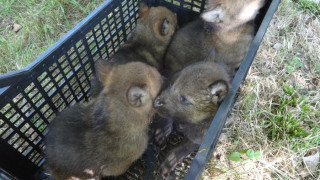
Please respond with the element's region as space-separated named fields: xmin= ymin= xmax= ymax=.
xmin=0 ymin=0 xmax=142 ymax=168
xmin=0 ymin=0 xmax=205 ymax=178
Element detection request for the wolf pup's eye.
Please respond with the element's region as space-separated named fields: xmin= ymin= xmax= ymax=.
xmin=180 ymin=95 xmax=191 ymax=105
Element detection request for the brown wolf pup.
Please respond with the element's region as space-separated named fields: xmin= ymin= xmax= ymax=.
xmin=153 ymin=61 xmax=231 ymax=179
xmin=45 ymin=61 xmax=163 ymax=180
xmin=163 ymin=0 xmax=265 ymax=77
xmin=107 ymin=3 xmax=178 ymax=70
xmin=89 ymin=3 xmax=177 ymax=98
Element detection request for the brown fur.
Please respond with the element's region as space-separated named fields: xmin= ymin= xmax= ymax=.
xmin=153 ymin=61 xmax=231 ymax=179
xmin=89 ymin=3 xmax=177 ymax=98
xmin=163 ymin=0 xmax=265 ymax=77
xmin=45 ymin=61 xmax=163 ymax=180
xmin=107 ymin=3 xmax=178 ymax=70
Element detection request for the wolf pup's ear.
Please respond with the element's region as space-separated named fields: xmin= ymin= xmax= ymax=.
xmin=96 ymin=59 xmax=114 ymax=86
xmin=127 ymin=85 xmax=150 ymax=107
xmin=160 ymin=18 xmax=170 ymax=35
xmin=139 ymin=2 xmax=150 ymax=18
xmin=201 ymin=7 xmax=225 ymax=23
xmin=209 ymin=81 xmax=229 ymax=105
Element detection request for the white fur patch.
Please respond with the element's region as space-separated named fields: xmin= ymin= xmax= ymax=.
xmin=84 ymin=169 xmax=94 ymax=176
xmin=211 ymin=96 xmax=219 ymax=104
xmin=211 ymin=82 xmax=228 ymax=104
xmin=211 ymin=83 xmax=226 ymax=95
xmin=238 ymin=0 xmax=264 ymax=22
xmin=201 ymin=7 xmax=225 ymax=23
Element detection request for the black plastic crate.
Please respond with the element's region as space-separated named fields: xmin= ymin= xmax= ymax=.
xmin=0 ymin=0 xmax=281 ymax=179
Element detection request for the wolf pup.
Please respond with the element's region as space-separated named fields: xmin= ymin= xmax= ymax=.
xmin=45 ymin=61 xmax=163 ymax=180
xmin=153 ymin=61 xmax=231 ymax=179
xmin=107 ymin=3 xmax=178 ymax=70
xmin=89 ymin=3 xmax=177 ymax=98
xmin=164 ymin=0 xmax=265 ymax=77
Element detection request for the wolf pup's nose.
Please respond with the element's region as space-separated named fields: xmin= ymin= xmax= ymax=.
xmin=153 ymin=97 xmax=164 ymax=108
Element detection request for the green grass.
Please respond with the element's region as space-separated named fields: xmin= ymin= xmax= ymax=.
xmin=265 ymin=84 xmax=318 ymax=143
xmin=0 ymin=0 xmax=105 ymax=74
xmin=293 ymin=0 xmax=320 ymax=16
